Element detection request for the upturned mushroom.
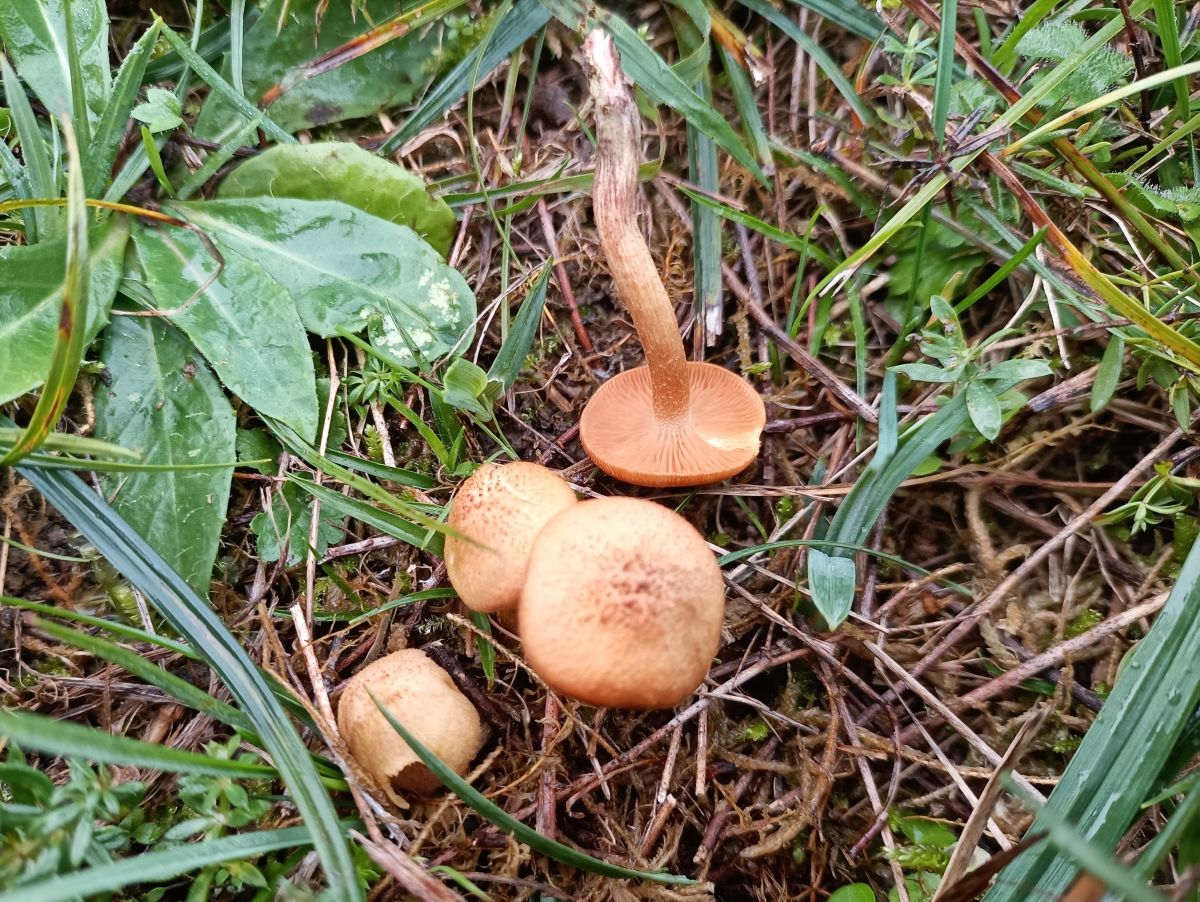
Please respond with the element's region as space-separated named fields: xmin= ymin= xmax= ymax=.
xmin=579 ymin=31 xmax=765 ymax=488
xmin=518 ymin=497 xmax=725 ymax=709
xmin=444 ymin=461 xmax=577 ymax=613
xmin=337 ymin=649 xmax=483 ymax=801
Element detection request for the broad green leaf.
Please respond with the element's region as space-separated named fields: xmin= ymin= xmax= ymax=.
xmin=0 ymin=827 xmax=313 ymax=902
xmin=218 ymin=142 xmax=456 ymax=257
xmin=0 ymin=218 xmax=128 ymax=405
xmin=0 ymin=0 xmax=110 ymax=127
xmin=93 ymin=314 xmax=236 ymax=596
xmin=0 ymin=709 xmax=274 ymax=778
xmin=132 ymin=220 xmax=320 ymax=442
xmin=131 ymin=86 xmax=184 ymax=133
xmin=195 ymin=0 xmax=450 ymax=138
xmin=965 ymin=381 xmax=1002 ymax=441
xmin=829 ymin=886 xmax=877 ymax=902
xmin=250 ymin=479 xmax=344 ymax=567
xmin=171 ymin=198 xmax=476 ymax=368
xmin=12 ymin=462 xmax=362 ymax=897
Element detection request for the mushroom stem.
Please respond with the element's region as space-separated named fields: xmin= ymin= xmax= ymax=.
xmin=585 ymin=30 xmax=691 ymax=424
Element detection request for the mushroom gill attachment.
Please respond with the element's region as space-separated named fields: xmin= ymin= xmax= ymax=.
xmin=580 ymin=361 xmax=766 ymax=487
xmin=444 ymin=462 xmax=577 ymax=612
xmin=337 ymin=649 xmax=483 ymax=801
xmin=518 ymin=497 xmax=725 ymax=709
xmin=579 ymin=30 xmax=765 ymax=487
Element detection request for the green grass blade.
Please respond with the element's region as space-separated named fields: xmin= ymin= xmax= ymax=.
xmin=540 ymin=0 xmax=764 ymax=180
xmin=717 ymin=44 xmax=773 ymax=172
xmin=0 ymin=709 xmax=275 ymax=778
xmin=0 ymin=594 xmax=195 ymax=657
xmin=175 ymin=111 xmax=262 ymax=199
xmin=379 ymin=0 xmax=550 ymax=154
xmin=987 ymin=536 xmax=1200 ymax=900
xmin=0 ymin=119 xmax=88 ymax=466
xmin=154 ymin=17 xmax=293 ymax=145
xmin=12 ymin=462 xmax=364 ymax=900
xmin=931 ymin=0 xmax=957 ymax=147
xmin=60 ymin=0 xmax=93 ymax=156
xmin=372 ymin=694 xmax=696 ymax=885
xmin=686 ymin=74 xmax=723 ymax=344
xmin=2 ymin=57 xmax=54 ymax=242
xmin=229 ymin=0 xmax=247 ymax=97
xmin=0 ymin=428 xmax=137 ymax=458
xmin=291 ymin=476 xmax=441 ymax=554
xmin=324 ymin=449 xmax=438 ymax=489
xmin=85 ymin=20 xmax=161 ymax=197
xmin=783 ymin=0 xmax=883 ymax=40
xmin=1000 ymin=776 xmax=1168 ymax=902
xmin=739 ymin=0 xmax=874 ymax=126
xmin=32 ymin=617 xmax=254 ymax=734
xmin=487 ymin=264 xmax=552 ymax=391
xmin=0 ymin=826 xmax=314 ymax=902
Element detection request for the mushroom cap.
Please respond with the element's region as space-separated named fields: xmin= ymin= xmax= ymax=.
xmin=336 ymin=649 xmax=483 ymax=801
xmin=518 ymin=497 xmax=725 ymax=709
xmin=579 ymin=362 xmax=765 ymax=487
xmin=444 ymin=462 xmax=577 ymax=612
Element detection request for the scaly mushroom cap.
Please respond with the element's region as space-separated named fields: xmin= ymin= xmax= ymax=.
xmin=519 ymin=497 xmax=725 ymax=709
xmin=580 ymin=362 xmax=766 ymax=487
xmin=337 ymin=649 xmax=483 ymax=801
xmin=444 ymin=462 xmax=577 ymax=612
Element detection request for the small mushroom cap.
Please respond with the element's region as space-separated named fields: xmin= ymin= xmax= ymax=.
xmin=579 ymin=362 xmax=765 ymax=487
xmin=519 ymin=497 xmax=725 ymax=709
xmin=337 ymin=649 xmax=483 ymax=801
xmin=445 ymin=462 xmax=578 ymax=612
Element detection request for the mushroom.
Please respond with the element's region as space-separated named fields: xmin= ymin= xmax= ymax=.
xmin=518 ymin=497 xmax=725 ymax=709
xmin=579 ymin=31 xmax=765 ymax=488
xmin=444 ymin=461 xmax=577 ymax=613
xmin=337 ymin=649 xmax=483 ymax=801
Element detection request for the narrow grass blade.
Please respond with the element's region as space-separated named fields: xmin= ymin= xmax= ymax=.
xmin=33 ymin=617 xmax=253 ymax=734
xmin=1006 ymin=60 xmax=1200 ymax=155
xmin=324 ymin=449 xmax=437 ymax=489
xmin=60 ymin=0 xmax=93 ymax=155
xmin=783 ymin=0 xmax=883 ymax=40
xmin=541 ymin=0 xmax=763 ymax=181
xmin=2 ymin=57 xmax=55 ymax=242
xmin=0 ymin=594 xmax=194 ymax=657
xmin=487 ymin=265 xmax=551 ymax=391
xmin=1000 ymin=776 xmax=1168 ymax=902
xmin=0 ymin=827 xmax=314 ymax=902
xmin=987 ymin=536 xmax=1200 ymax=900
xmin=175 ymin=111 xmax=263 ymax=199
xmin=154 ymin=17 xmax=293 ymax=145
xmin=930 ymin=0 xmax=957 ymax=147
xmin=85 ymin=20 xmax=161 ymax=197
xmin=13 ymin=463 xmax=363 ymax=900
xmin=0 ymin=119 xmax=88 ymax=466
xmin=229 ymin=0 xmax=247 ymax=97
xmin=686 ymin=74 xmax=724 ymax=344
xmin=0 ymin=709 xmax=275 ymax=778
xmin=739 ymin=0 xmax=874 ymax=126
xmin=291 ymin=476 xmax=440 ymax=554
xmin=372 ymin=694 xmax=696 ymax=885
xmin=379 ymin=0 xmax=550 ymax=154
xmin=0 ymin=428 xmax=137 ymax=458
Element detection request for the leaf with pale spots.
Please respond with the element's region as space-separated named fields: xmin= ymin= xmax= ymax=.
xmin=168 ymin=198 xmax=476 ymax=370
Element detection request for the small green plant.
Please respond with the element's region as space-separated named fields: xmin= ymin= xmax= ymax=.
xmin=891 ymin=296 xmax=1052 ymax=440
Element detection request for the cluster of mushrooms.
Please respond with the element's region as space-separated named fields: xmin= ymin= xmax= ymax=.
xmin=336 ymin=31 xmax=766 ymax=800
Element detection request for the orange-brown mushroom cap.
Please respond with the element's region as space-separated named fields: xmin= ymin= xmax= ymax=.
xmin=580 ymin=362 xmax=765 ymax=488
xmin=444 ymin=462 xmax=577 ymax=613
xmin=518 ymin=496 xmax=725 ymax=709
